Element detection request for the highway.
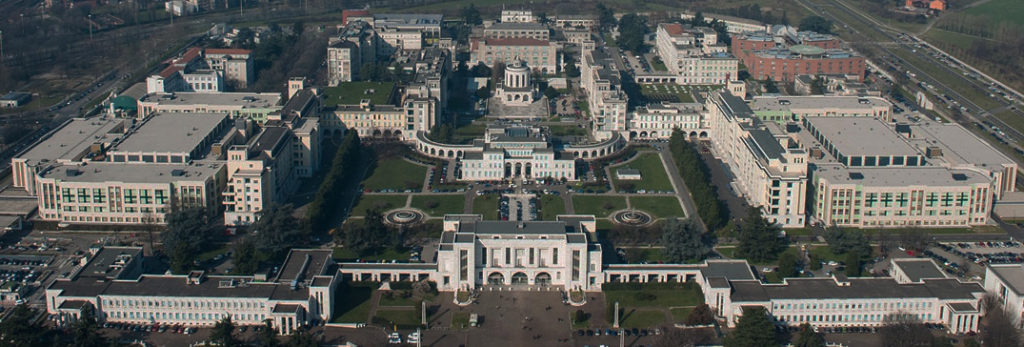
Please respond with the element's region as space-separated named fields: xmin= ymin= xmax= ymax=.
xmin=794 ymin=0 xmax=1024 ymax=167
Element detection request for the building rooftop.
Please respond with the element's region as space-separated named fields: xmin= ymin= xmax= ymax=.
xmin=893 ymin=258 xmax=947 ymax=282
xmin=814 ymin=164 xmax=991 ymax=187
xmin=987 ymin=264 xmax=1024 ymax=295
xmin=486 ymin=22 xmax=548 ymax=31
xmin=805 ymin=117 xmax=919 ymax=158
xmin=139 ymin=92 xmax=281 ymax=109
xmin=750 ymin=96 xmax=890 ymax=112
xmin=276 ymin=249 xmax=333 ymax=283
xmin=730 ymin=277 xmax=984 ymax=302
xmin=111 ymin=112 xmax=228 ymax=156
xmin=483 ymin=38 xmax=551 ymax=46
xmin=701 ymin=260 xmax=757 ymax=281
xmin=79 ymin=247 xmax=143 ymax=281
xmin=17 ymin=117 xmax=124 ymax=164
xmin=906 ymin=120 xmax=1015 ymax=170
xmin=40 ymin=161 xmax=224 ymax=184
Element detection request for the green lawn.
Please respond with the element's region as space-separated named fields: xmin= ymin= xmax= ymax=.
xmin=350 ymin=194 xmax=407 ymax=216
xmin=573 ymin=195 xmax=627 ymax=218
xmin=323 ymin=82 xmax=395 ymax=106
xmin=539 ymin=195 xmax=566 ymax=220
xmin=620 ymin=309 xmax=667 ymax=329
xmin=669 ymin=307 xmax=694 ymax=323
xmin=715 ymin=246 xmax=737 ymax=259
xmin=379 ymin=291 xmax=420 ymax=307
xmin=472 ymin=194 xmax=500 ymax=220
xmin=450 ymin=311 xmax=471 ymax=329
xmin=410 ymin=194 xmax=465 ymax=216
xmin=965 ymin=0 xmax=1024 ymax=27
xmin=610 ymin=152 xmax=674 ymax=193
xmin=620 ymin=247 xmax=666 ymax=263
xmin=196 ymin=244 xmax=231 ymax=262
xmin=629 ymin=196 xmax=684 ymax=219
xmin=640 ymin=84 xmax=695 ymax=103
xmin=332 ymin=284 xmax=375 ymax=323
xmin=452 ymin=122 xmax=487 ymax=144
xmin=374 ymin=309 xmax=421 ymax=329
xmin=363 ymin=158 xmax=428 ymax=191
xmin=549 ymin=124 xmax=588 ymax=137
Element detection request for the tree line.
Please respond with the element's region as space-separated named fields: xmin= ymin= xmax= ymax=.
xmin=308 ymin=131 xmax=363 ymax=233
xmin=668 ymin=129 xmax=727 ymax=230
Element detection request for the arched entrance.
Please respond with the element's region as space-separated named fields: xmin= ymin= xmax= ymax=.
xmin=511 ymin=272 xmax=528 ymax=285
xmin=488 ymin=272 xmax=505 ymax=285
xmin=514 ymin=163 xmax=522 ymax=177
xmin=535 ymin=272 xmax=551 ymax=286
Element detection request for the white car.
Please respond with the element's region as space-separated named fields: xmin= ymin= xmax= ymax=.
xmin=407 ymin=332 xmax=420 ymax=343
xmin=387 ymin=332 xmax=402 ymax=344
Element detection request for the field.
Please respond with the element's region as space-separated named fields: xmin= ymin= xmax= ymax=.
xmin=350 ymin=195 xmax=407 ymax=216
xmin=629 ymin=196 xmax=685 ymax=219
xmin=322 ymin=82 xmax=395 ymax=106
xmin=472 ymin=194 xmax=500 ymax=220
xmin=548 ymin=124 xmax=589 ymax=137
xmin=604 ymin=282 xmax=704 ymax=328
xmin=573 ymin=195 xmax=627 ymax=218
xmin=964 ymin=0 xmax=1024 ymax=27
xmin=363 ymin=158 xmax=428 ymax=191
xmin=539 ymin=195 xmax=566 ymax=220
xmin=410 ymin=194 xmax=466 ymax=216
xmin=609 ymin=152 xmax=674 ymax=192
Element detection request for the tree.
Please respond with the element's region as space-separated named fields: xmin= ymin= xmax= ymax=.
xmin=662 ymin=218 xmax=708 ymax=263
xmin=537 ymin=12 xmax=549 ymax=24
xmin=844 ymin=251 xmax=863 ymax=277
xmin=461 ymin=4 xmax=481 ymax=26
xmin=596 ymin=3 xmax=616 ymax=31
xmin=725 ymin=306 xmax=777 ymax=347
xmin=616 ymin=13 xmax=649 ymax=53
xmin=764 ymin=78 xmax=780 ymax=93
xmin=564 ymin=54 xmax=581 ymax=78
xmin=470 ymin=62 xmax=492 ymax=78
xmin=253 ymin=204 xmax=307 ymax=262
xmin=792 ymin=323 xmax=825 ymax=347
xmin=658 ymin=326 xmax=714 ymax=347
xmin=257 ymin=319 xmax=280 ymax=347
xmin=736 ymin=207 xmax=786 ymax=263
xmin=823 ymin=227 xmax=871 ymax=258
xmin=72 ymin=303 xmax=107 ymax=347
xmin=798 ymin=16 xmax=833 ymax=34
xmin=684 ymin=304 xmax=715 ymax=325
xmin=980 ymin=294 xmax=1022 ymax=347
xmin=286 ymin=327 xmax=318 ymax=347
xmin=690 ymin=12 xmax=706 ymax=26
xmin=163 ymin=208 xmax=216 ymax=273
xmin=544 ymin=86 xmax=560 ymax=100
xmin=475 ymin=86 xmax=492 ymax=100
xmin=292 ymin=21 xmax=304 ymax=37
xmin=211 ymin=316 xmax=239 ymax=347
xmin=233 ymin=237 xmax=261 ymax=274
xmin=0 ymin=304 xmax=52 ymax=347
xmin=879 ymin=313 xmax=932 ymax=347
xmin=345 ymin=208 xmax=394 ymax=254
xmin=810 ymin=77 xmax=827 ymax=95
xmin=777 ymin=251 xmax=799 ymax=279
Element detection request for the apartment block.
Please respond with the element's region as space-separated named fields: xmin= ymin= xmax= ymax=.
xmin=580 ymin=47 xmax=629 ymax=139
xmin=469 ymin=38 xmax=559 ymax=74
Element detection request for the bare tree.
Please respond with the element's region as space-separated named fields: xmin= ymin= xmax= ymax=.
xmin=981 ymin=294 xmax=1023 ymax=347
xmin=879 ymin=312 xmax=932 ymax=347
xmin=657 ymin=326 xmax=714 ymax=347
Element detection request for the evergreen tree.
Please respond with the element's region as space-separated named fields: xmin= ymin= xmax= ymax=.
xmin=0 ymin=305 xmax=52 ymax=347
xmin=461 ymin=5 xmax=482 ymax=26
xmin=684 ymin=304 xmax=715 ymax=325
xmin=72 ymin=303 xmax=107 ymax=347
xmin=253 ymin=203 xmax=307 ymax=262
xmin=211 ymin=316 xmax=239 ymax=347
xmin=793 ymin=323 xmax=825 ymax=347
xmin=798 ymin=16 xmax=833 ymax=34
xmin=163 ymin=208 xmax=216 ymax=273
xmin=257 ymin=319 xmax=280 ymax=347
xmin=662 ymin=218 xmax=708 ymax=263
xmin=233 ymin=237 xmax=261 ymax=274
xmin=777 ymin=251 xmax=799 ymax=279
xmin=596 ymin=4 xmax=616 ymax=31
xmin=725 ymin=306 xmax=777 ymax=347
xmin=736 ymin=207 xmax=786 ymax=263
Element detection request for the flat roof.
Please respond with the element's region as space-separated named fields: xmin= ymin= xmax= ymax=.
xmin=988 ymin=264 xmax=1024 ymax=295
xmin=0 ymin=196 xmax=39 ymax=216
xmin=893 ymin=258 xmax=946 ymax=282
xmin=276 ymin=249 xmax=333 ymax=282
xmin=701 ymin=260 xmax=757 ymax=281
xmin=40 ymin=161 xmax=224 ymax=184
xmin=730 ymin=278 xmax=984 ymax=302
xmin=52 ymin=274 xmax=308 ymax=301
xmin=906 ymin=120 xmax=1015 ymax=170
xmin=486 ymin=22 xmax=548 ymax=31
xmin=814 ymin=164 xmax=991 ymax=187
xmin=79 ymin=247 xmax=142 ymax=281
xmin=139 ymin=92 xmax=281 ymax=109
xmin=18 ymin=117 xmax=124 ymax=163
xmin=112 ymin=112 xmax=228 ymax=155
xmin=806 ymin=117 xmax=919 ymax=158
xmin=750 ymin=96 xmax=889 ymax=112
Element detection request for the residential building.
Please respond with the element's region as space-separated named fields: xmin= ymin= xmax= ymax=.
xmin=204 ymin=48 xmax=255 ymax=89
xmin=137 ymin=92 xmax=283 ymax=123
xmin=370 ymin=14 xmax=442 ymax=50
xmin=580 ymin=46 xmax=629 ymax=139
xmin=553 ymin=15 xmax=597 ymax=30
xmin=706 ymin=91 xmax=809 ymax=228
xmin=500 ymin=10 xmax=536 ymax=23
xmin=145 ymin=47 xmax=254 ymax=93
xmin=984 ymin=264 xmax=1024 ymax=329
xmin=47 ymin=247 xmax=338 ymax=334
xmin=327 ymin=21 xmax=378 ymax=85
xmin=732 ymin=29 xmax=865 ymax=82
xmin=469 ymin=38 xmax=559 ymax=74
xmin=484 ymin=22 xmax=550 ymax=41
xmin=680 ymin=12 xmax=767 ymax=34
xmin=655 ymin=23 xmax=739 ymax=85
xmin=223 ymin=125 xmax=308 ymax=226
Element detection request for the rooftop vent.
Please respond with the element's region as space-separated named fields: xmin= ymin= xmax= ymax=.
xmin=848 ymin=172 xmax=864 ymax=180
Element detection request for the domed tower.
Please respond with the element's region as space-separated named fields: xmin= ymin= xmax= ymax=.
xmin=497 ymin=60 xmax=534 ymax=106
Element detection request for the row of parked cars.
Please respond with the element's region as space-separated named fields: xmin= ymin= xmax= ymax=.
xmin=102 ymin=322 xmax=195 ymax=335
xmin=937 ymin=242 xmax=1024 ymax=265
xmin=577 ymin=328 xmax=661 ymax=337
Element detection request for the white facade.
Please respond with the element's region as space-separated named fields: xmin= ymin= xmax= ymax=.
xmin=655 ymin=23 xmax=738 ymax=85
xmin=580 ymin=47 xmax=629 ymax=139
xmin=628 ymin=103 xmax=704 ymax=140
xmin=500 ymin=10 xmax=536 ymax=23
xmin=985 ymin=264 xmax=1024 ymax=329
xmin=496 ymin=62 xmax=534 ymax=107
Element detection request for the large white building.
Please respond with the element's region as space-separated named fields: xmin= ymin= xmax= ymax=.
xmin=469 ymin=38 xmax=559 ymax=74
xmin=706 ymin=91 xmax=809 ymax=228
xmin=459 ymin=127 xmax=577 ymax=182
xmin=47 ymin=247 xmax=338 ymax=334
xmin=580 ymin=47 xmax=629 ymax=139
xmin=984 ymin=264 xmax=1024 ymax=329
xmin=655 ymin=23 xmax=738 ymax=85
xmin=137 ymin=92 xmax=283 ymax=123
xmin=326 ymin=21 xmax=378 ymax=85
xmin=628 ymin=102 xmax=705 ymax=140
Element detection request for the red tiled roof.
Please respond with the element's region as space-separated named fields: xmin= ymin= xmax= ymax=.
xmin=179 ymin=47 xmax=202 ymax=63
xmin=661 ymin=23 xmax=684 ymax=36
xmin=483 ymin=38 xmax=550 ymax=46
xmin=205 ymin=48 xmax=252 ymax=56
xmin=158 ymin=65 xmax=183 ymax=79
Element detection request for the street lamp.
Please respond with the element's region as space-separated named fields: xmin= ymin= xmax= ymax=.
xmin=87 ymin=14 xmax=93 ymax=41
